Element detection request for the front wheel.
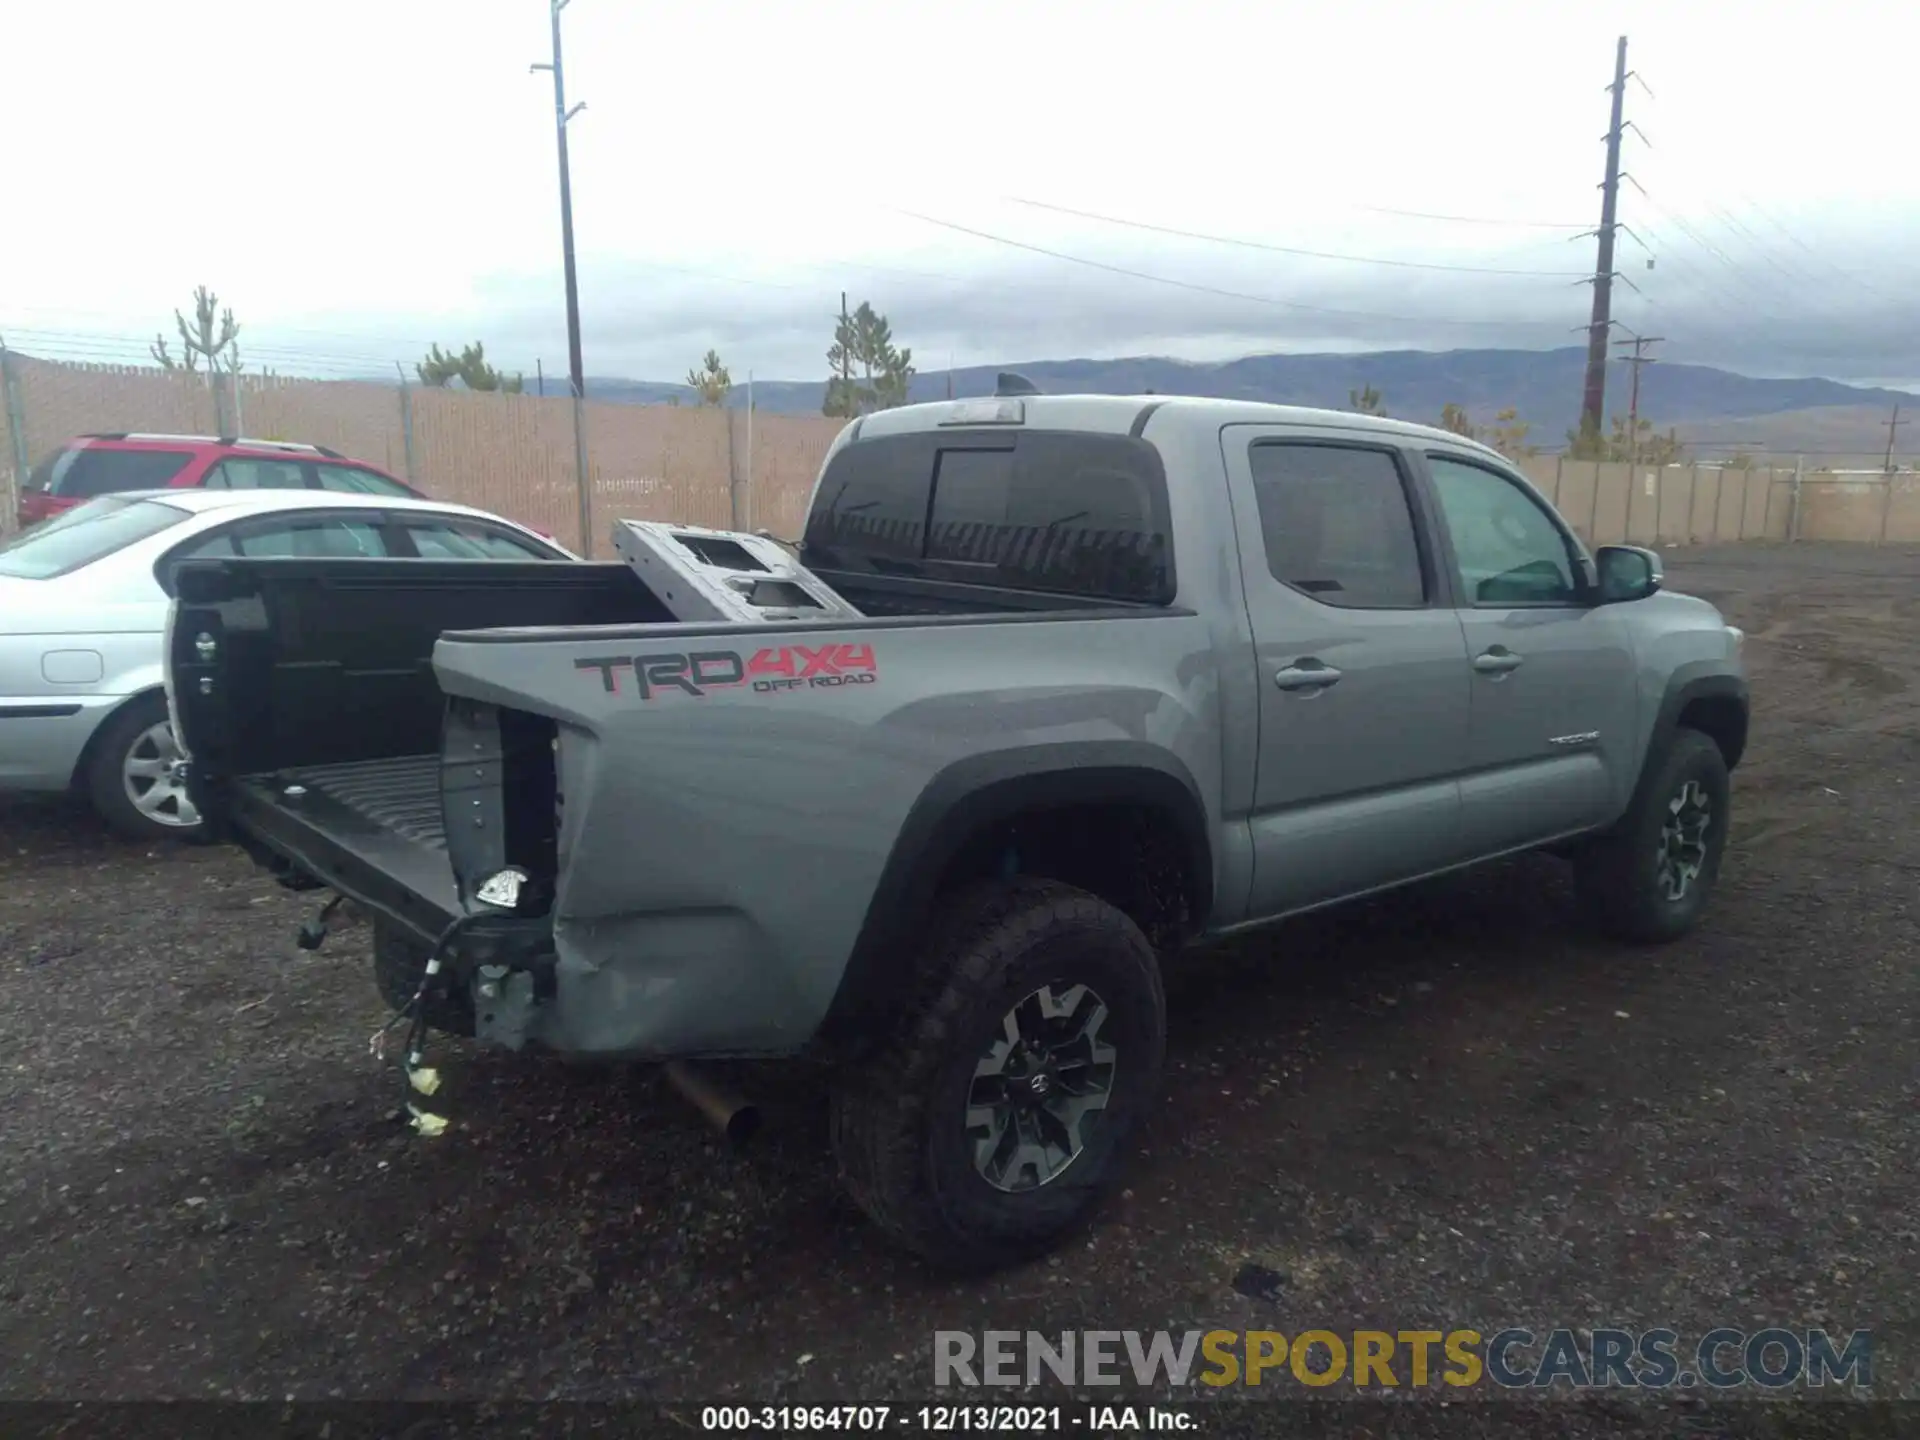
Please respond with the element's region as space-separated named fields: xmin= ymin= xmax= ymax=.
xmin=829 ymin=878 xmax=1166 ymax=1272
xmin=85 ymin=692 xmax=206 ymax=843
xmin=1573 ymin=727 xmax=1731 ymax=943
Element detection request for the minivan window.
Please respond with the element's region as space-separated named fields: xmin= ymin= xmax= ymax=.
xmin=0 ymin=497 xmax=192 ymax=579
xmin=28 ymin=446 xmax=196 ymax=499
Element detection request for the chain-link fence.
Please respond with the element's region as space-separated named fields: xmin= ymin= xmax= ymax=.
xmin=0 ymin=352 xmax=844 ymax=554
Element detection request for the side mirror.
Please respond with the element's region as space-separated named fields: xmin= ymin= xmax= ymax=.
xmin=1594 ymin=544 xmax=1663 ymax=604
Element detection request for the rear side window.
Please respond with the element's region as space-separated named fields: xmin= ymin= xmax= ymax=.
xmin=403 ymin=518 xmax=556 ymax=559
xmin=1248 ymin=443 xmax=1426 ymax=608
xmin=205 ymin=458 xmax=308 ymax=490
xmin=803 ymin=430 xmax=1175 ymax=603
xmin=0 ymin=497 xmax=192 ymax=579
xmin=28 ymin=446 xmax=195 ymax=499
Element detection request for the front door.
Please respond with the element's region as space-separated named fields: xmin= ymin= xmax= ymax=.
xmin=1419 ymin=451 xmax=1640 ymax=854
xmin=1226 ymin=431 xmax=1475 ymax=920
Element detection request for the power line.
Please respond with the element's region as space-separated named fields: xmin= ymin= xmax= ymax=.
xmin=1346 ymin=203 xmax=1589 ymax=230
xmin=1005 ymin=197 xmax=1588 ymax=278
xmin=894 ymin=208 xmax=1569 ymax=331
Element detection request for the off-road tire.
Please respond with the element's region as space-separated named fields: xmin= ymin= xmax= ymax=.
xmin=373 ymin=918 xmax=476 ymax=1037
xmin=1574 ymin=727 xmax=1731 ymax=944
xmin=829 ymin=878 xmax=1166 ymax=1272
xmin=85 ymin=692 xmax=208 ymax=844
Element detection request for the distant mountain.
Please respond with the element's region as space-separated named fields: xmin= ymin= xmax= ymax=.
xmin=584 ymin=347 xmax=1920 ymax=456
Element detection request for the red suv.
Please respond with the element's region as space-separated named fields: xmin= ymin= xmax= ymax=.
xmin=17 ymin=433 xmax=425 ymax=529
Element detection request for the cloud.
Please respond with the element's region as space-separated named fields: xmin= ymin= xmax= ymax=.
xmin=451 ymin=227 xmax=1920 ymax=392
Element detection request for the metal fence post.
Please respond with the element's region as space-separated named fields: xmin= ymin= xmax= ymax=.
xmin=572 ymin=392 xmax=593 ymax=557
xmin=394 ymin=370 xmax=417 ymax=482
xmin=0 ymin=342 xmax=31 ymax=498
xmin=211 ymin=371 xmax=231 ymax=436
xmin=725 ymin=405 xmax=742 ymax=530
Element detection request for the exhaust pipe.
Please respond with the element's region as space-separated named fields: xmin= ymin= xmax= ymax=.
xmin=664 ymin=1061 xmax=761 ymax=1145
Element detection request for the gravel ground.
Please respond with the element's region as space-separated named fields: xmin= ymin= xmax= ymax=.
xmin=2 ymin=542 xmax=1915 ymax=1431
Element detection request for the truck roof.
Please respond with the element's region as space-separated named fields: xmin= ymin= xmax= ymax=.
xmin=849 ymin=390 xmax=1509 ymax=465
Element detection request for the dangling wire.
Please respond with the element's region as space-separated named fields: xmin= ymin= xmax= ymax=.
xmin=368 ymin=912 xmax=490 ymax=1136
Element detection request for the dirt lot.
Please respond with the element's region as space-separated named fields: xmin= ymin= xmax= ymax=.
xmin=2 ymin=542 xmax=1916 ymax=1426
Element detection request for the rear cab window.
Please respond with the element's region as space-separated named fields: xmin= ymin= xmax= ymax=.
xmin=801 ymin=429 xmax=1176 ymax=604
xmin=0 ymin=496 xmax=193 ymax=579
xmin=28 ymin=446 xmax=196 ymax=499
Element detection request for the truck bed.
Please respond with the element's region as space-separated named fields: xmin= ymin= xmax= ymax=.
xmin=170 ymin=553 xmax=1127 ymax=941
xmin=234 ymin=753 xmax=462 ymax=932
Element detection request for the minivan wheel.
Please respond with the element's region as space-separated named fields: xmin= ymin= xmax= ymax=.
xmin=85 ymin=692 xmax=206 ymax=843
xmin=830 ymin=878 xmax=1166 ymax=1272
xmin=1574 ymin=727 xmax=1731 ymax=944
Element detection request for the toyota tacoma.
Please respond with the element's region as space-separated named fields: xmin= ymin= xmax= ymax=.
xmin=166 ymin=386 xmax=1749 ymax=1270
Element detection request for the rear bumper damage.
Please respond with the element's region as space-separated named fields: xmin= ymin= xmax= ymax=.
xmin=224 ymin=759 xmax=809 ymax=1062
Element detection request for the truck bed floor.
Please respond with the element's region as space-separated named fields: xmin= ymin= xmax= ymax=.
xmin=235 ymin=754 xmax=460 ymax=929
xmin=271 ymin=756 xmax=449 ymax=850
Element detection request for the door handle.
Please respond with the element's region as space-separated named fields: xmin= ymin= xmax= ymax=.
xmin=1274 ymin=659 xmax=1343 ymax=692
xmin=1473 ymin=646 xmax=1524 ymax=675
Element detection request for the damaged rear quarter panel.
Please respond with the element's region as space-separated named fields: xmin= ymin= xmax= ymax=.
xmin=430 ymin=612 xmax=1222 ymax=1059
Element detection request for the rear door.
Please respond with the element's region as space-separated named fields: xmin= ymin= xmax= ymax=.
xmin=1417 ymin=450 xmax=1639 ymax=853
xmin=1225 ymin=429 xmax=1475 ymax=919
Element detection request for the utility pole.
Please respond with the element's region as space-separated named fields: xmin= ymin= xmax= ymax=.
xmin=532 ymin=0 xmax=587 ymax=401
xmin=838 ymin=291 xmax=853 ymax=415
xmin=1613 ymin=332 xmax=1663 ymax=466
xmin=1883 ymin=403 xmax=1906 ymax=474
xmin=1578 ymin=35 xmax=1632 ymax=448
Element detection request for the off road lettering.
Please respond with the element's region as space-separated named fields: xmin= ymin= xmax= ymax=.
xmin=581 ymin=644 xmax=879 ymax=699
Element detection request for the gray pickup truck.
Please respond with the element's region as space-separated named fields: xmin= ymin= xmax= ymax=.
xmin=168 ymin=386 xmax=1748 ymax=1270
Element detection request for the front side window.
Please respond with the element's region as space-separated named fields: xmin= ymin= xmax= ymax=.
xmin=1426 ymin=456 xmax=1580 ymax=606
xmin=232 ymin=517 xmax=387 ymax=558
xmin=1248 ymin=443 xmax=1426 ymax=609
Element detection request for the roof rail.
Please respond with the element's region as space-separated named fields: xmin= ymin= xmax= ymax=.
xmin=106 ymin=432 xmax=331 ymax=454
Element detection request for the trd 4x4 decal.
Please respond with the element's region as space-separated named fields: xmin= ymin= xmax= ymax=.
xmin=575 ymin=642 xmax=879 ymax=700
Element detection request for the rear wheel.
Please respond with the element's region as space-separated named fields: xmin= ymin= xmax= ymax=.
xmin=373 ymin=918 xmax=476 ymax=1037
xmin=85 ymin=692 xmax=206 ymax=843
xmin=830 ymin=878 xmax=1166 ymax=1272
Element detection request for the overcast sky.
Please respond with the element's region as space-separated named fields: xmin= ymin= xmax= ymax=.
xmin=4 ymin=0 xmax=1916 ymax=387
